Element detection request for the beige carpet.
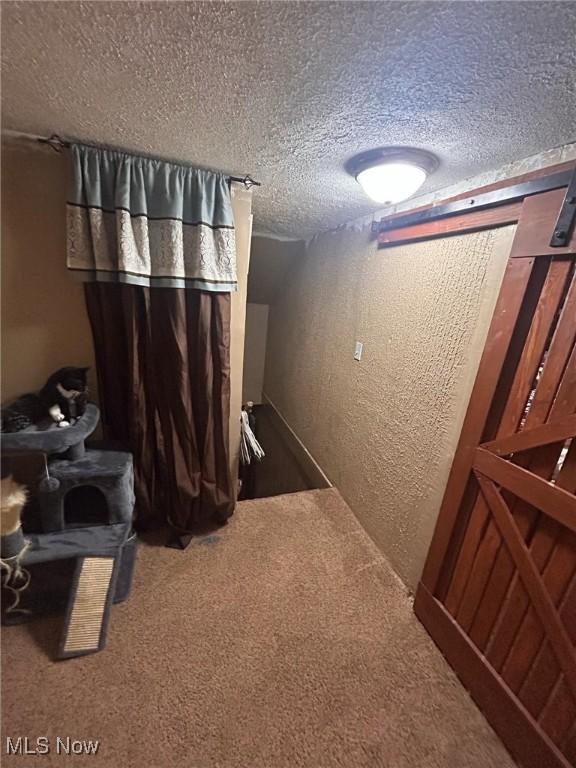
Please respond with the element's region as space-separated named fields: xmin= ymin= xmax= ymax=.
xmin=2 ymin=489 xmax=515 ymax=768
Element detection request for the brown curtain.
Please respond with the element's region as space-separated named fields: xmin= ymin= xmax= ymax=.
xmin=84 ymin=283 xmax=235 ymax=533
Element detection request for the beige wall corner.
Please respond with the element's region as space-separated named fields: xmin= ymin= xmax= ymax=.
xmin=1 ymin=138 xmax=96 ymax=402
xmin=264 ymin=223 xmax=516 ymax=590
xmin=242 ymin=302 xmax=269 ymax=404
xmin=229 ymin=185 xmax=253 ymax=484
xmin=247 ymin=236 xmax=305 ymax=304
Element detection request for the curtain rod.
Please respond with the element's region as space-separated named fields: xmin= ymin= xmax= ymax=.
xmin=3 ymin=130 xmax=261 ymax=190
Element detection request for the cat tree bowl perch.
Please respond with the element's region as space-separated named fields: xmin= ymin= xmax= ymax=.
xmin=1 ymin=403 xmax=100 ymax=459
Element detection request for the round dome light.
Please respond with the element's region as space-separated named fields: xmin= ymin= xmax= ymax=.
xmin=346 ymin=147 xmax=439 ymax=205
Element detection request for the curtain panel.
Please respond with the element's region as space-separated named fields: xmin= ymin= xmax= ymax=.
xmin=85 ymin=284 xmax=234 ymax=532
xmin=67 ymin=143 xmax=238 ymax=535
xmin=67 ymin=144 xmax=237 ymax=291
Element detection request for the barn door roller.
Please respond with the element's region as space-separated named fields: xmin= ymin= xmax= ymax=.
xmin=550 ymin=166 xmax=576 ymax=247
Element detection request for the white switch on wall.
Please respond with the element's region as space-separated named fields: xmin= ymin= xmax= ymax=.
xmin=354 ymin=341 xmax=363 ymax=361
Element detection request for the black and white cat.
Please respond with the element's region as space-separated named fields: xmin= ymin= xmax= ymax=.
xmin=1 ymin=367 xmax=90 ymax=433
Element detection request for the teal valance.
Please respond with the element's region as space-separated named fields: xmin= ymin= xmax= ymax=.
xmin=67 ymin=144 xmax=237 ymax=291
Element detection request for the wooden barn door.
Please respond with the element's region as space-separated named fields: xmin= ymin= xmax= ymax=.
xmin=412 ymin=185 xmax=576 ymax=768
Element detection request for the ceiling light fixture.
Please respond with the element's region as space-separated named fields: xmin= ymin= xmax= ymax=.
xmin=346 ymin=147 xmax=439 ymax=205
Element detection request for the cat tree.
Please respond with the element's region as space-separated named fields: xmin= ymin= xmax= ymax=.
xmin=1 ymin=404 xmax=136 ymax=658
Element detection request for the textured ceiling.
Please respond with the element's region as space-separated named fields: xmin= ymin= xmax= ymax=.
xmin=2 ymin=1 xmax=576 ymax=237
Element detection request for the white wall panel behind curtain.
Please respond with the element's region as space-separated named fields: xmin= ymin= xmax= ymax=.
xmin=242 ymin=304 xmax=269 ymax=405
xmin=229 ymin=185 xmax=253 ymax=486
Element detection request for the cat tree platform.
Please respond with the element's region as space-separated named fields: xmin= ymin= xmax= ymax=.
xmin=1 ymin=403 xmax=99 ymax=460
xmin=17 ymin=522 xmax=135 ymax=658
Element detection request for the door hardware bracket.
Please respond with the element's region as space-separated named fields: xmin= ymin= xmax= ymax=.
xmin=550 ymin=166 xmax=576 ymax=247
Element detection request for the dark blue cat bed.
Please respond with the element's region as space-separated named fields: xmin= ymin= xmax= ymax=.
xmin=1 ymin=404 xmax=99 ymax=460
xmin=39 ymin=449 xmax=135 ymax=532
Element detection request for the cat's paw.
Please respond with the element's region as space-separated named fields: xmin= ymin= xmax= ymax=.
xmin=48 ymin=405 xmax=65 ymax=422
xmin=57 ymin=420 xmax=70 ymax=428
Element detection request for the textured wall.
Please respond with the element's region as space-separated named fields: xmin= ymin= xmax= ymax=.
xmin=264 ymin=225 xmax=516 ymax=588
xmin=1 ymin=140 xmax=96 ymax=401
xmin=248 ymin=237 xmax=305 ymax=304
xmin=3 ymin=2 xmax=576 ymax=236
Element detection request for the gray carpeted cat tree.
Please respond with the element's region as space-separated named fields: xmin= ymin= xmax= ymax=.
xmin=1 ymin=404 xmax=136 ymax=658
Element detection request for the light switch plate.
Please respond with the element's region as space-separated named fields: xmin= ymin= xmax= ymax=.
xmin=354 ymin=341 xmax=363 ymax=361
